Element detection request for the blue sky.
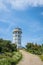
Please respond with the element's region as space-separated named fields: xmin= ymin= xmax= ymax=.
xmin=0 ymin=0 xmax=43 ymax=46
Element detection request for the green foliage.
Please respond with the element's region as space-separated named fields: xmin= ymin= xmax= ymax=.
xmin=0 ymin=38 xmax=22 ymax=65
xmin=0 ymin=52 xmax=22 ymax=65
xmin=0 ymin=58 xmax=10 ymax=65
xmin=11 ymin=44 xmax=17 ymax=52
xmin=39 ymin=55 xmax=43 ymax=61
xmin=4 ymin=52 xmax=13 ymax=57
xmin=0 ymin=54 xmax=6 ymax=59
xmin=11 ymin=52 xmax=22 ymax=64
xmin=26 ymin=43 xmax=43 ymax=55
xmin=41 ymin=44 xmax=43 ymax=54
xmin=0 ymin=38 xmax=17 ymax=53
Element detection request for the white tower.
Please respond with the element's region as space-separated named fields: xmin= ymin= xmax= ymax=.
xmin=13 ymin=28 xmax=22 ymax=48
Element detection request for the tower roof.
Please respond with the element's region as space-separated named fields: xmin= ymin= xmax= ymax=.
xmin=13 ymin=27 xmax=22 ymax=33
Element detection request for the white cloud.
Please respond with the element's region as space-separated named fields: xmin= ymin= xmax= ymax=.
xmin=0 ymin=0 xmax=9 ymax=12
xmin=0 ymin=0 xmax=43 ymax=10
xmin=7 ymin=0 xmax=43 ymax=10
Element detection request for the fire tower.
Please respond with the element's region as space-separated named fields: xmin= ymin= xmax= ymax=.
xmin=13 ymin=27 xmax=22 ymax=48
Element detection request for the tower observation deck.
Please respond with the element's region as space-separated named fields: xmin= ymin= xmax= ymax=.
xmin=13 ymin=27 xmax=22 ymax=48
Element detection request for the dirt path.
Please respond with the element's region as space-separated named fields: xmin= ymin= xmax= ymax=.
xmin=17 ymin=50 xmax=43 ymax=65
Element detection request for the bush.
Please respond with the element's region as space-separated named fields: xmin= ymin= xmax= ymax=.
xmin=0 ymin=58 xmax=10 ymax=65
xmin=39 ymin=55 xmax=43 ymax=61
xmin=0 ymin=52 xmax=22 ymax=65
xmin=12 ymin=52 xmax=22 ymax=64
xmin=0 ymin=38 xmax=22 ymax=65
xmin=0 ymin=39 xmax=17 ymax=53
xmin=4 ymin=52 xmax=13 ymax=57
xmin=26 ymin=43 xmax=43 ymax=55
xmin=0 ymin=54 xmax=6 ymax=59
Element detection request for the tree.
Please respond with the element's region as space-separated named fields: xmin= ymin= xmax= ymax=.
xmin=26 ymin=42 xmax=43 ymax=55
xmin=0 ymin=38 xmax=17 ymax=53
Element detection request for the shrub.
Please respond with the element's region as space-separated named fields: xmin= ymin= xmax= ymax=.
xmin=39 ymin=55 xmax=43 ymax=61
xmin=12 ymin=52 xmax=22 ymax=63
xmin=26 ymin=43 xmax=43 ymax=55
xmin=4 ymin=52 xmax=12 ymax=57
xmin=0 ymin=52 xmax=22 ymax=65
xmin=0 ymin=39 xmax=17 ymax=53
xmin=0 ymin=54 xmax=6 ymax=59
xmin=0 ymin=58 xmax=10 ymax=65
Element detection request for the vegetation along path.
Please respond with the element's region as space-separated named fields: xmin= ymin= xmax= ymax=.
xmin=17 ymin=50 xmax=43 ymax=65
